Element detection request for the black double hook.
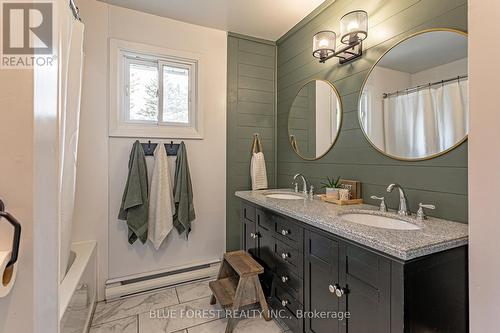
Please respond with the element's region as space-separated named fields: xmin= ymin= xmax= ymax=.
xmin=0 ymin=200 xmax=21 ymax=268
xmin=141 ymin=140 xmax=180 ymax=157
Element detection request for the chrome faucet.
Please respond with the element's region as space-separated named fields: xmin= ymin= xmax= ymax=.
xmin=386 ymin=183 xmax=411 ymax=216
xmin=293 ymin=173 xmax=309 ymax=195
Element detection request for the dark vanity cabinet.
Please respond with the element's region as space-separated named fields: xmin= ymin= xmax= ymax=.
xmin=240 ymin=201 xmax=468 ymax=333
xmin=305 ymin=229 xmax=392 ymax=333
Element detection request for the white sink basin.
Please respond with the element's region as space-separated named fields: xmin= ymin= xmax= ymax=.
xmin=341 ymin=213 xmax=421 ymax=230
xmin=265 ymin=193 xmax=305 ymax=200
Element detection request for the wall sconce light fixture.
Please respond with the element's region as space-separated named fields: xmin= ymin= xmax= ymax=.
xmin=313 ymin=10 xmax=368 ymax=64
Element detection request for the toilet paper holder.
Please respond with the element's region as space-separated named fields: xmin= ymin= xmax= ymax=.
xmin=0 ymin=200 xmax=21 ymax=268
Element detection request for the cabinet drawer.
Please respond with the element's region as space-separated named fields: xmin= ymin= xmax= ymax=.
xmin=241 ymin=202 xmax=256 ymax=222
xmin=274 ymin=215 xmax=303 ymax=247
xmin=275 ymin=265 xmax=303 ymax=304
xmin=275 ymin=238 xmax=303 ymax=277
xmin=270 ymin=297 xmax=303 ymax=333
xmin=273 ymin=284 xmax=302 ymax=318
xmin=257 ymin=209 xmax=275 ymax=231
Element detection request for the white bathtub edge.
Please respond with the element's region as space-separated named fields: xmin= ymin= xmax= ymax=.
xmin=59 ymin=240 xmax=97 ymax=321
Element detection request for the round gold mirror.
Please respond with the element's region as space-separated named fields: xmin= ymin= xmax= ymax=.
xmin=288 ymin=80 xmax=342 ymax=160
xmin=359 ymin=29 xmax=468 ymax=161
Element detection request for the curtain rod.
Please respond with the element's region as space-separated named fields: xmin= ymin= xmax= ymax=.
xmin=69 ymin=0 xmax=82 ymax=21
xmin=382 ymin=74 xmax=468 ymax=99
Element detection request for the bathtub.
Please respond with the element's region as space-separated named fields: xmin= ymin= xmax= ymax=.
xmin=59 ymin=241 xmax=97 ymax=333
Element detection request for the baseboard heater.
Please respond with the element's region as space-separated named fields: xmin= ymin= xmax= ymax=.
xmin=105 ymin=260 xmax=221 ymax=301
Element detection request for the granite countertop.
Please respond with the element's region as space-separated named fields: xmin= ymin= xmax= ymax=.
xmin=235 ymin=189 xmax=468 ymax=261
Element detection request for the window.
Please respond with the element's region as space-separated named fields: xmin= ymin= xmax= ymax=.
xmin=124 ymin=55 xmax=195 ymax=126
xmin=110 ymin=39 xmax=202 ymax=138
xmin=126 ymin=58 xmax=159 ymax=122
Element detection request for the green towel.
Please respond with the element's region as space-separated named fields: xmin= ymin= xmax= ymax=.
xmin=173 ymin=142 xmax=195 ymax=237
xmin=118 ymin=140 xmax=149 ymax=244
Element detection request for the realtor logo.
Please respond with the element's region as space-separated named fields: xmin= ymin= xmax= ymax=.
xmin=1 ymin=0 xmax=54 ymax=68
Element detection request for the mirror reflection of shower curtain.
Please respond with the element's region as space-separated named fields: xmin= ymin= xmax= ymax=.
xmin=383 ymin=80 xmax=468 ymax=158
xmin=59 ymin=16 xmax=85 ymax=282
xmin=361 ymin=87 xmax=386 ymax=151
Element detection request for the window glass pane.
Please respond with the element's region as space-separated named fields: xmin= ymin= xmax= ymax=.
xmin=163 ymin=65 xmax=189 ymax=124
xmin=129 ymin=62 xmax=158 ymax=121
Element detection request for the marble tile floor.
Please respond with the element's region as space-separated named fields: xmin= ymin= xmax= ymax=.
xmin=89 ymin=279 xmax=290 ymax=333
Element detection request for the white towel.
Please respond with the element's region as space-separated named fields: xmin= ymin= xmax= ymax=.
xmin=251 ymin=152 xmax=268 ymax=190
xmin=148 ymin=144 xmax=175 ymax=249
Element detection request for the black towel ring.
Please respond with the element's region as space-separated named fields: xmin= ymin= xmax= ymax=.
xmin=0 ymin=200 xmax=21 ymax=268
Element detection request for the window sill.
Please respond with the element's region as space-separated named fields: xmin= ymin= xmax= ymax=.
xmin=109 ymin=123 xmax=203 ymax=140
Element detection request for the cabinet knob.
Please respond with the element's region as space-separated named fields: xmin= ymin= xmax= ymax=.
xmin=281 ymin=275 xmax=289 ymax=283
xmin=329 ymin=284 xmax=346 ymax=298
xmin=281 ymin=252 xmax=290 ymax=260
xmin=250 ymin=232 xmax=260 ymax=239
xmin=281 ymin=229 xmax=290 ymax=236
xmin=281 ymin=299 xmax=289 ymax=307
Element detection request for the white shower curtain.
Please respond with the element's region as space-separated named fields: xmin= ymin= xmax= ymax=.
xmin=59 ymin=14 xmax=85 ymax=282
xmin=383 ymin=79 xmax=468 ymax=158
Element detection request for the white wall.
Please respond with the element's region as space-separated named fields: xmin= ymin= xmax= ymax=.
xmin=74 ymin=0 xmax=226 ymax=299
xmin=0 ymin=68 xmax=35 ymax=333
xmin=469 ymin=0 xmax=500 ymax=331
xmin=410 ymin=58 xmax=468 ymax=86
xmin=315 ymin=81 xmax=336 ymax=156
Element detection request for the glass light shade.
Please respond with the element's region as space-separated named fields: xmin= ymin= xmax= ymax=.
xmin=340 ymin=10 xmax=368 ymax=44
xmin=313 ymin=31 xmax=336 ymax=60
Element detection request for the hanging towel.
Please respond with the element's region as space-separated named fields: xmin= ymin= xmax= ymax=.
xmin=118 ymin=140 xmax=149 ymax=244
xmin=289 ymin=135 xmax=300 ymax=154
xmin=148 ymin=143 xmax=175 ymax=250
xmin=173 ymin=142 xmax=196 ymax=237
xmin=250 ymin=135 xmax=268 ymax=190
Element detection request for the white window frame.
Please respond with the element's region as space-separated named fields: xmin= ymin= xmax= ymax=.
xmin=110 ymin=39 xmax=203 ymax=139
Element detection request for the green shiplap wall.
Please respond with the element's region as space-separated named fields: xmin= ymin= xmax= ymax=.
xmin=227 ymin=34 xmax=277 ymax=250
xmin=277 ymin=0 xmax=468 ymax=222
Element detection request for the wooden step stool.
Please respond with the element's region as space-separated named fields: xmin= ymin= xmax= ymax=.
xmin=209 ymin=250 xmax=271 ymax=333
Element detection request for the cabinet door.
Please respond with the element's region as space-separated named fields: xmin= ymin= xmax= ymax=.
xmin=256 ymin=209 xmax=275 ymax=270
xmin=242 ymin=218 xmax=256 ymax=256
xmin=338 ymin=244 xmax=391 ymax=333
xmin=241 ymin=203 xmax=257 ymax=256
xmin=305 ymin=230 xmax=340 ymax=333
xmin=256 ymin=209 xmax=275 ymax=295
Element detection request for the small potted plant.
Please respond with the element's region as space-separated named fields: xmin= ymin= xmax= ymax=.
xmin=321 ymin=176 xmax=342 ymax=199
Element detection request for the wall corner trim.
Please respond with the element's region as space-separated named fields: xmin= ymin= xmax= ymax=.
xmin=227 ymin=32 xmax=276 ymax=46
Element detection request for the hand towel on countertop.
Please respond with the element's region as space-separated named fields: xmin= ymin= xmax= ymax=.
xmin=148 ymin=143 xmax=175 ymax=250
xmin=173 ymin=142 xmax=196 ymax=237
xmin=250 ymin=135 xmax=268 ymax=190
xmin=118 ymin=140 xmax=149 ymax=244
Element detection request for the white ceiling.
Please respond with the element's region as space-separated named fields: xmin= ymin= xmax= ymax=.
xmin=98 ymin=0 xmax=327 ymax=41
